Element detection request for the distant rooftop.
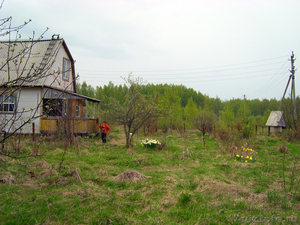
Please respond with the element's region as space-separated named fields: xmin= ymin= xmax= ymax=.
xmin=266 ymin=111 xmax=286 ymax=127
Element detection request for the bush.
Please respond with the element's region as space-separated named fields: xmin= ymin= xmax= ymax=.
xmin=215 ymin=127 xmax=237 ymax=153
xmin=284 ymin=127 xmax=300 ymax=142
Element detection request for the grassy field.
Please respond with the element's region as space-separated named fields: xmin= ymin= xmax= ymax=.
xmin=0 ymin=127 xmax=300 ymax=224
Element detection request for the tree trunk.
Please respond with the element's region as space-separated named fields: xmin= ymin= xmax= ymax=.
xmin=202 ymin=131 xmax=206 ymax=148
xmin=126 ymin=134 xmax=130 ymax=148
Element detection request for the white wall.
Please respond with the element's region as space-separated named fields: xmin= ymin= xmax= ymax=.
xmin=270 ymin=126 xmax=283 ymax=133
xmin=0 ymin=87 xmax=42 ymax=134
xmin=43 ymin=43 xmax=75 ymax=92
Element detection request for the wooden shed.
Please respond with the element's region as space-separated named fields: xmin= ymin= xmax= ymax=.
xmin=266 ymin=111 xmax=286 ymax=133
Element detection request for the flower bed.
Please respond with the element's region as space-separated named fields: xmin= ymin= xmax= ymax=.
xmin=234 ymin=146 xmax=256 ymax=163
xmin=141 ymin=139 xmax=161 ymax=148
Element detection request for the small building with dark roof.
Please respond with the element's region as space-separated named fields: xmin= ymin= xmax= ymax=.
xmin=265 ymin=111 xmax=286 ymax=133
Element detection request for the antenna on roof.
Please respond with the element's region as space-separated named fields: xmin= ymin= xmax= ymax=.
xmin=52 ymin=34 xmax=60 ymax=40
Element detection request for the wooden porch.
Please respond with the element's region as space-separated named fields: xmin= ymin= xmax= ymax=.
xmin=40 ymin=117 xmax=99 ymax=134
xmin=40 ymin=87 xmax=101 ymax=135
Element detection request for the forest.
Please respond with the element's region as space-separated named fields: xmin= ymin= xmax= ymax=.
xmin=76 ymin=80 xmax=300 ymax=133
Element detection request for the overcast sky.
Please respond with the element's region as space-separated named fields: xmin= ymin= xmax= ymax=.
xmin=1 ymin=0 xmax=300 ymax=101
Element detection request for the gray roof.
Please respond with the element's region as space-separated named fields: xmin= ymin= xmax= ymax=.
xmin=266 ymin=111 xmax=286 ymax=127
xmin=0 ymin=38 xmax=76 ymax=92
xmin=43 ymin=86 xmax=101 ymax=103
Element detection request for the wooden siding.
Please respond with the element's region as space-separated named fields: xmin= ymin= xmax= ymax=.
xmin=0 ymin=87 xmax=42 ymax=134
xmin=69 ymin=99 xmax=85 ymax=118
xmin=40 ymin=117 xmax=99 ymax=134
xmin=43 ymin=40 xmax=75 ymax=92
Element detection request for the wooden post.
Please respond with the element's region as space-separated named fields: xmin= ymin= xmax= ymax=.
xmin=85 ymin=99 xmax=88 ymax=118
xmin=268 ymin=126 xmax=270 ymax=136
xmin=97 ymin=102 xmax=100 ymax=117
xmin=32 ymin=123 xmax=35 ymax=142
xmin=92 ymin=102 xmax=95 ymax=117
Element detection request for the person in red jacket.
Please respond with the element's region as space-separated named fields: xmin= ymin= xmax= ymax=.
xmin=99 ymin=121 xmax=110 ymax=143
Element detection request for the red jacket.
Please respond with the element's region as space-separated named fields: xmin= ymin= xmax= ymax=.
xmin=99 ymin=123 xmax=110 ymax=134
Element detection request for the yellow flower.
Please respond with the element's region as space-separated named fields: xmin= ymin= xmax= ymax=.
xmin=245 ymin=160 xmax=248 ymax=163
xmin=250 ymin=157 xmax=253 ymax=160
xmin=246 ymin=156 xmax=249 ymax=159
xmin=241 ymin=156 xmax=243 ymax=158
xmin=236 ymin=155 xmax=240 ymax=157
xmin=234 ymin=159 xmax=236 ymax=161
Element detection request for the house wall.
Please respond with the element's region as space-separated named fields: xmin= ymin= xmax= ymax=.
xmin=270 ymin=126 xmax=283 ymax=133
xmin=43 ymin=43 xmax=74 ymax=92
xmin=0 ymin=87 xmax=42 ymax=134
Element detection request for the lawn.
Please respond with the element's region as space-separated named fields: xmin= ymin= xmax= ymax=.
xmin=0 ymin=128 xmax=299 ymax=224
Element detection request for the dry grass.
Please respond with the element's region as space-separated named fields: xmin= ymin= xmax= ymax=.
xmin=32 ymin=160 xmax=49 ymax=168
xmin=109 ymin=138 xmax=126 ymax=146
xmin=0 ymin=172 xmax=16 ymax=185
xmin=165 ymin=175 xmax=179 ymax=184
xmin=81 ymin=149 xmax=90 ymax=155
xmin=98 ymin=169 xmax=107 ymax=176
xmin=19 ymin=179 xmax=37 ymax=189
xmin=52 ymin=148 xmax=65 ymax=155
xmin=115 ymin=170 xmax=149 ymax=183
xmin=40 ymin=169 xmax=52 ymax=177
xmin=278 ymin=144 xmax=289 ymax=153
xmin=196 ymin=178 xmax=238 ymax=197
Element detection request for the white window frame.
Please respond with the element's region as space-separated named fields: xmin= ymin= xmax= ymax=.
xmin=0 ymin=94 xmax=16 ymax=113
xmin=62 ymin=58 xmax=70 ymax=81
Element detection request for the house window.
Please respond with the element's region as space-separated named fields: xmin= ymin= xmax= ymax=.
xmin=0 ymin=94 xmax=16 ymax=113
xmin=43 ymin=99 xmax=63 ymax=117
xmin=63 ymin=58 xmax=70 ymax=80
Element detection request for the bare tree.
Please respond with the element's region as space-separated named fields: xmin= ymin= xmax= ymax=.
xmin=0 ymin=1 xmax=73 ymax=158
xmin=105 ymin=73 xmax=161 ymax=148
xmin=194 ymin=107 xmax=217 ymax=148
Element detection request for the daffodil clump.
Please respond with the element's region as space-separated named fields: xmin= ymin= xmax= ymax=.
xmin=234 ymin=146 xmax=256 ymax=163
xmin=141 ymin=139 xmax=161 ymax=148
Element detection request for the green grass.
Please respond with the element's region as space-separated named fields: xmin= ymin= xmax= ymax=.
xmin=0 ymin=129 xmax=300 ymax=224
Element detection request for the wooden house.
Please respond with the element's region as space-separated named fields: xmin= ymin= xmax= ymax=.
xmin=0 ymin=35 xmax=100 ymax=135
xmin=265 ymin=111 xmax=286 ymax=133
